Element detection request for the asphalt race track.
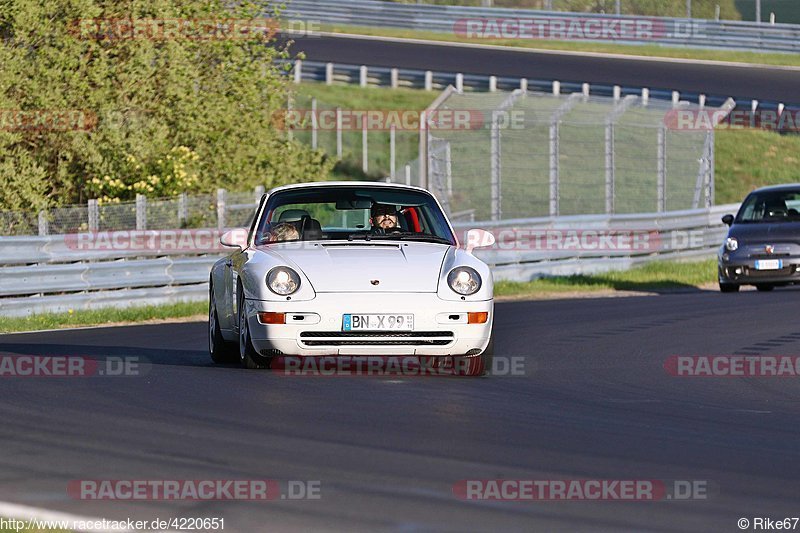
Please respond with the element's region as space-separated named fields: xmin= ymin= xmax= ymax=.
xmin=287 ymin=34 xmax=800 ymax=105
xmin=2 ymin=290 xmax=800 ymax=531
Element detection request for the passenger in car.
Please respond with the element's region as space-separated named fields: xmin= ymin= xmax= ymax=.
xmin=268 ymin=222 xmax=300 ymax=242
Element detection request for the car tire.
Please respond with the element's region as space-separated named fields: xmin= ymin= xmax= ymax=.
xmin=238 ymin=288 xmax=272 ymax=370
xmin=756 ymin=284 xmax=775 ymax=292
xmin=719 ymin=282 xmax=740 ymax=293
xmin=453 ymin=336 xmax=494 ymax=377
xmin=209 ymin=283 xmax=238 ymax=364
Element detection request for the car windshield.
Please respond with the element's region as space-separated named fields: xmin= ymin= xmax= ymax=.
xmin=254 ymin=185 xmax=456 ymax=245
xmin=736 ymin=189 xmax=800 ymax=223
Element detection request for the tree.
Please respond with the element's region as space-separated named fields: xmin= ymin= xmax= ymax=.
xmin=0 ymin=0 xmax=332 ymax=208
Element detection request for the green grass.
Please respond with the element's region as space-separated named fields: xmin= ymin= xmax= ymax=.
xmin=716 ymin=127 xmax=800 ymax=203
xmin=312 ymin=23 xmax=800 ymax=68
xmin=495 ymin=259 xmax=717 ymax=296
xmin=294 ymin=83 xmax=437 ymax=111
xmin=0 ymin=301 xmax=206 ymax=334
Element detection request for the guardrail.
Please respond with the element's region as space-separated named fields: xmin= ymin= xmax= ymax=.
xmin=0 ymin=204 xmax=738 ymax=316
xmin=279 ymin=0 xmax=800 ymax=53
xmin=285 ymin=59 xmax=743 ymax=109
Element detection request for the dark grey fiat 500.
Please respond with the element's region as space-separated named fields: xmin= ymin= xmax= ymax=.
xmin=719 ymin=184 xmax=800 ymax=292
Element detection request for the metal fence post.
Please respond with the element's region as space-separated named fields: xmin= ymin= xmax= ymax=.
xmin=360 ymin=65 xmax=368 ymax=88
xmin=390 ymin=68 xmax=399 ymax=89
xmin=490 ymin=111 xmax=502 ymax=221
xmin=178 ymin=193 xmax=188 ymax=227
xmin=136 ymin=194 xmax=147 ymax=230
xmin=390 ymin=124 xmax=396 ymax=179
xmin=217 ymin=189 xmax=227 ymax=230
xmin=657 ymin=125 xmax=667 ymax=212
xmin=88 ymin=199 xmax=99 ymax=232
xmin=605 ymin=121 xmax=615 ymax=214
xmin=310 ymin=98 xmax=318 ymax=150
xmin=604 ymin=95 xmax=637 ymax=215
xmin=362 ymin=116 xmax=368 ymax=173
xmin=425 ymin=71 xmax=433 ymax=91
xmin=708 ymin=130 xmax=715 ymax=206
xmin=419 ymin=110 xmax=427 ymax=189
xmin=445 ymin=142 xmax=452 ymax=199
xmin=549 ymin=120 xmax=559 ymax=217
xmin=37 ymin=211 xmax=48 ymax=236
xmin=336 ymin=107 xmax=343 ymax=159
xmin=325 ymin=62 xmax=334 ymax=85
xmin=255 ymin=185 xmax=265 ymax=204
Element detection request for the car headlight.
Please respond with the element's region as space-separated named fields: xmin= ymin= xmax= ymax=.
xmin=267 ymin=267 xmax=301 ymax=296
xmin=725 ymin=237 xmax=739 ymax=252
xmin=448 ymin=267 xmax=482 ymax=296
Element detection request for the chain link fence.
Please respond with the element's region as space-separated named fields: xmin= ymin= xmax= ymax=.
xmin=424 ymin=87 xmax=734 ymax=222
xmin=290 ymin=93 xmax=424 ymax=182
xmin=0 ymin=190 xmax=261 ymax=237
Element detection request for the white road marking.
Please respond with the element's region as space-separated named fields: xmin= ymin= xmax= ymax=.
xmin=0 ymin=500 xmax=178 ymax=532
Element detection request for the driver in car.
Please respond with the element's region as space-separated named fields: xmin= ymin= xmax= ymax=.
xmin=370 ymin=203 xmax=401 ymax=232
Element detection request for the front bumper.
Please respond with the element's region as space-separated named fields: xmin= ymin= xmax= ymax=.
xmin=245 ymin=292 xmax=493 ymax=356
xmin=718 ymin=255 xmax=800 ymax=284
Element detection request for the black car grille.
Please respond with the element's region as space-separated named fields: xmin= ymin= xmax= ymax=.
xmin=744 ymin=266 xmax=795 ymax=277
xmin=299 ymin=331 xmax=454 ymax=347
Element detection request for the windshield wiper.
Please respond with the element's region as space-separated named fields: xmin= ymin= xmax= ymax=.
xmin=395 ymin=233 xmax=453 ymax=245
xmin=346 ymin=231 xmax=452 ymax=244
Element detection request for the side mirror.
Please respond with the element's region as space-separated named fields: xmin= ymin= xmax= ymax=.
xmin=220 ymin=228 xmax=249 ymax=249
xmin=464 ymin=228 xmax=496 ymax=254
xmin=721 ymin=214 xmax=734 ymax=226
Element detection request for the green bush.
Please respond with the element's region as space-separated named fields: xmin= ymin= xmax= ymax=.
xmin=0 ymin=0 xmax=333 ymax=210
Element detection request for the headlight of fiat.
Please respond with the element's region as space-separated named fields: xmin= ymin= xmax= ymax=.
xmin=267 ymin=267 xmax=301 ymax=295
xmin=725 ymin=237 xmax=739 ymax=252
xmin=448 ymin=267 xmax=482 ymax=296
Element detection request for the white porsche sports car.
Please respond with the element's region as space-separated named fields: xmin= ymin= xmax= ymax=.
xmin=208 ymin=181 xmax=495 ymax=376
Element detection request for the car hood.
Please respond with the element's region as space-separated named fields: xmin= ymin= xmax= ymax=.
xmin=257 ymin=241 xmax=450 ymax=292
xmin=730 ymin=223 xmax=800 ymax=243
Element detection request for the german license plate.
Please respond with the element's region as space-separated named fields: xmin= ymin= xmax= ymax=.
xmin=755 ymin=259 xmax=782 ymax=270
xmin=343 ymin=314 xmax=414 ymax=331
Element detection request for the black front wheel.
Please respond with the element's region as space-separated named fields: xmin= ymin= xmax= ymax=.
xmin=238 ymin=289 xmax=272 ymax=370
xmin=209 ymin=284 xmax=238 ymax=364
